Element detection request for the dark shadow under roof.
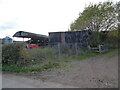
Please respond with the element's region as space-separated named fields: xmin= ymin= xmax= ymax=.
xmin=13 ymin=31 xmax=48 ymax=39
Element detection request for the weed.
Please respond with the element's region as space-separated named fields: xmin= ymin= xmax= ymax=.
xmin=2 ymin=61 xmax=60 ymax=73
xmin=62 ymin=49 xmax=117 ymax=62
xmin=42 ymin=61 xmax=59 ymax=69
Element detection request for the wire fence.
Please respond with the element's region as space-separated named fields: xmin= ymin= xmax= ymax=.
xmin=48 ymin=42 xmax=89 ymax=60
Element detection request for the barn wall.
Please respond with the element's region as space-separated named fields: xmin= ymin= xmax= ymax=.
xmin=49 ymin=32 xmax=61 ymax=44
xmin=49 ymin=30 xmax=89 ymax=47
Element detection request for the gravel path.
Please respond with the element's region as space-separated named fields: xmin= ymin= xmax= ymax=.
xmin=2 ymin=51 xmax=118 ymax=88
xmin=2 ymin=72 xmax=76 ymax=88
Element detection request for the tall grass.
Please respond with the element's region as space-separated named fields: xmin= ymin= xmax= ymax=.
xmin=2 ymin=43 xmax=59 ymax=72
xmin=62 ymin=49 xmax=118 ymax=62
xmin=2 ymin=43 xmax=57 ymax=66
xmin=28 ymin=47 xmax=57 ymax=61
xmin=2 ymin=42 xmax=117 ymax=73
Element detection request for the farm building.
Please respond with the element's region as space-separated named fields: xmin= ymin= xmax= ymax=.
xmin=2 ymin=36 xmax=13 ymax=44
xmin=49 ymin=30 xmax=89 ymax=47
xmin=13 ymin=31 xmax=48 ymax=46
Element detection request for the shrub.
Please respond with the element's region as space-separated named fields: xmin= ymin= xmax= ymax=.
xmin=2 ymin=42 xmax=30 ymax=66
xmin=88 ymin=31 xmax=100 ymax=47
xmin=2 ymin=43 xmax=57 ymax=67
xmin=105 ymin=30 xmax=119 ymax=48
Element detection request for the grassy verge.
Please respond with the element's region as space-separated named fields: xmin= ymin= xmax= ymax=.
xmin=2 ymin=61 xmax=60 ymax=73
xmin=63 ymin=49 xmax=118 ymax=62
xmin=2 ymin=49 xmax=118 ymax=73
xmin=107 ymin=53 xmax=118 ymax=59
xmin=107 ymin=54 xmax=117 ymax=59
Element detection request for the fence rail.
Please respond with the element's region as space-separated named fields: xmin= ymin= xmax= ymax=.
xmin=89 ymin=45 xmax=108 ymax=53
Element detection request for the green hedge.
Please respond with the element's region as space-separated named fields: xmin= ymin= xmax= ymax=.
xmin=88 ymin=30 xmax=118 ymax=48
xmin=2 ymin=43 xmax=57 ymax=67
xmin=105 ymin=30 xmax=119 ymax=48
xmin=2 ymin=43 xmax=29 ymax=66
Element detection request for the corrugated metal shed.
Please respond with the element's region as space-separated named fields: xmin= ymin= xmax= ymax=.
xmin=13 ymin=31 xmax=48 ymax=45
xmin=49 ymin=30 xmax=89 ymax=47
xmin=13 ymin=31 xmax=48 ymax=39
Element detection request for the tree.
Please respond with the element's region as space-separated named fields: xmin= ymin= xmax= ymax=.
xmin=70 ymin=1 xmax=118 ymax=46
xmin=70 ymin=1 xmax=118 ymax=31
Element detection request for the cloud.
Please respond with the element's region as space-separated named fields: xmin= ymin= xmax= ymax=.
xmin=0 ymin=21 xmax=18 ymax=30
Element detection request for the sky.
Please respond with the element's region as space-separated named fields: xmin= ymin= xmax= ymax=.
xmin=0 ymin=0 xmax=119 ymax=40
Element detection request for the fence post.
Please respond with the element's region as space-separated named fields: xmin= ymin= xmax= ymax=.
xmin=58 ymin=42 xmax=61 ymax=60
xmin=75 ymin=42 xmax=78 ymax=55
xmin=99 ymin=45 xmax=102 ymax=53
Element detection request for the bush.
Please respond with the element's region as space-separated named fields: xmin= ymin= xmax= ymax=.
xmin=2 ymin=43 xmax=30 ymax=65
xmin=105 ymin=30 xmax=119 ymax=48
xmin=88 ymin=31 xmax=100 ymax=47
xmin=88 ymin=30 xmax=118 ymax=49
xmin=2 ymin=43 xmax=57 ymax=67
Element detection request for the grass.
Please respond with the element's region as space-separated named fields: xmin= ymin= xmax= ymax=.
xmin=2 ymin=49 xmax=118 ymax=73
xmin=2 ymin=61 xmax=60 ymax=73
xmin=63 ymin=49 xmax=118 ymax=62
xmin=107 ymin=53 xmax=118 ymax=59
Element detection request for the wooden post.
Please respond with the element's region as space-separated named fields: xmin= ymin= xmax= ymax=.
xmin=88 ymin=45 xmax=91 ymax=51
xmin=99 ymin=45 xmax=101 ymax=53
xmin=58 ymin=43 xmax=61 ymax=60
xmin=75 ymin=42 xmax=78 ymax=55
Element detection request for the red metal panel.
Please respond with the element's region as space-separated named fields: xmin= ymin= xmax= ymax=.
xmin=28 ymin=44 xmax=39 ymax=48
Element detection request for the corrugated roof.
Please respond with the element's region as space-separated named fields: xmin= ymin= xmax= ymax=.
xmin=13 ymin=31 xmax=48 ymax=39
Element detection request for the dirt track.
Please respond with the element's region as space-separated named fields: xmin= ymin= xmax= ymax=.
xmin=2 ymin=51 xmax=118 ymax=88
xmin=2 ymin=73 xmax=75 ymax=88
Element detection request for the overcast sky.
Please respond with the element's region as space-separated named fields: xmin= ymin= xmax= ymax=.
xmin=0 ymin=0 xmax=119 ymax=40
